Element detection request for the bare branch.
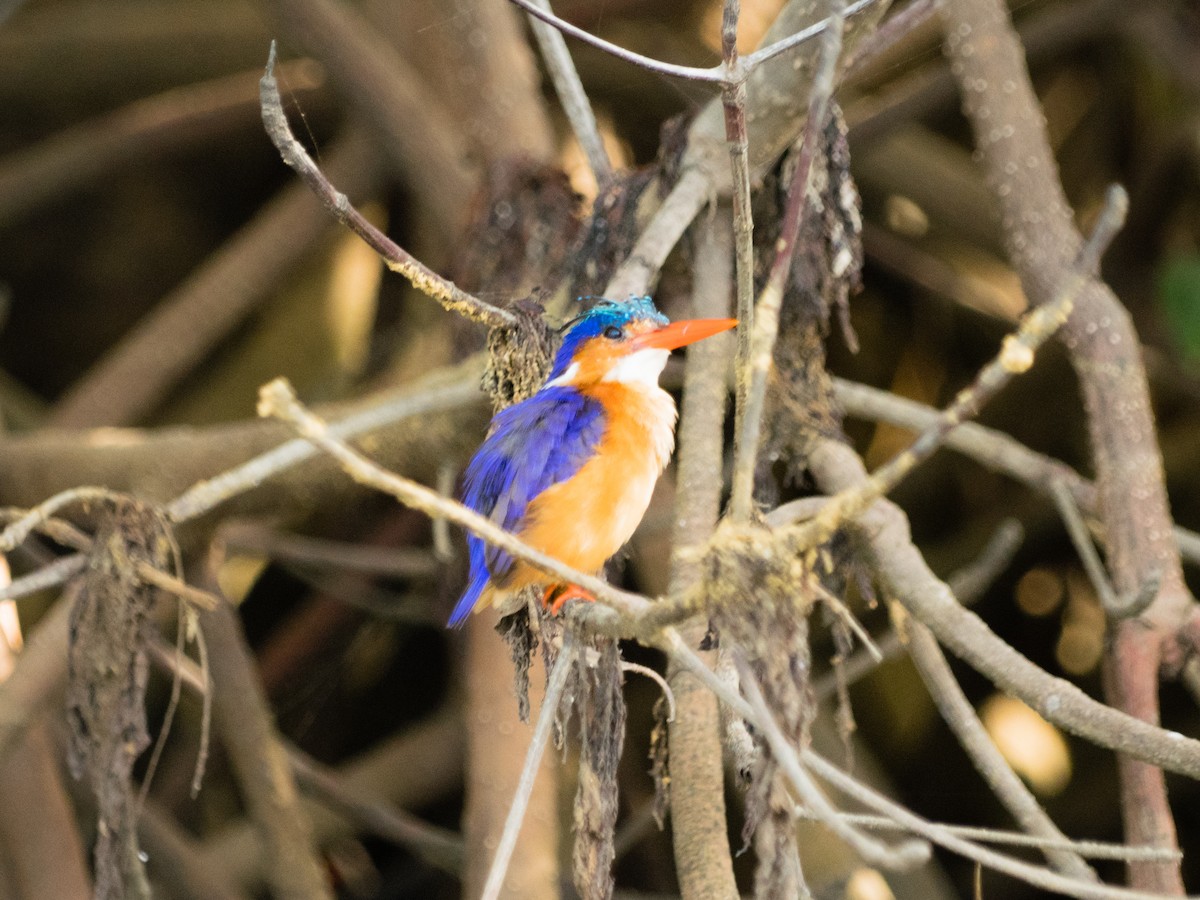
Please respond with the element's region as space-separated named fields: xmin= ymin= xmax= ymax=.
xmin=259 ymin=43 xmax=516 ymax=328
xmin=522 ymin=0 xmax=611 ymax=183
xmin=807 ymin=438 xmax=1200 ymax=782
xmin=905 ymin=618 xmax=1097 ymax=880
xmin=803 ymin=749 xmax=1182 ymax=900
xmin=730 ymin=0 xmax=847 ymax=520
xmin=791 ymin=807 xmax=1181 ymax=863
xmin=786 ymin=185 xmax=1127 ymax=540
xmin=479 ymin=640 xmax=574 ymax=900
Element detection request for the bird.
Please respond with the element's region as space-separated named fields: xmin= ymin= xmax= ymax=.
xmin=448 ymin=297 xmax=737 ymax=627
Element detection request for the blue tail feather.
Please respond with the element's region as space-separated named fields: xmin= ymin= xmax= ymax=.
xmin=448 ymin=556 xmax=490 ymax=628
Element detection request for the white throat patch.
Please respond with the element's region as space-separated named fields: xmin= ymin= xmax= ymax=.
xmin=602 ymin=348 xmax=670 ymax=386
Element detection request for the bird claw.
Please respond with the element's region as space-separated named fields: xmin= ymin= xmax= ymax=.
xmin=544 ymin=583 xmax=596 ymax=615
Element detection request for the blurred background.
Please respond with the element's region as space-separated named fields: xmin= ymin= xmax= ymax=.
xmin=0 ymin=0 xmax=1198 ymax=897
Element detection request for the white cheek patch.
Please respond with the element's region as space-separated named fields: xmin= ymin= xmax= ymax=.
xmin=602 ymin=348 xmax=670 ymax=386
xmin=544 ymin=362 xmax=580 ymax=387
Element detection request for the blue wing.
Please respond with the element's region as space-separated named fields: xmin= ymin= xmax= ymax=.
xmin=448 ymin=387 xmax=606 ymax=626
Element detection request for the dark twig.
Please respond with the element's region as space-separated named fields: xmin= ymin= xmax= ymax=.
xmin=204 ymin=584 xmax=332 ymax=899
xmin=259 ymin=44 xmax=516 ymax=328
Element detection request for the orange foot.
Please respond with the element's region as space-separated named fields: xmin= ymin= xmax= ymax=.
xmin=544 ymin=583 xmax=596 ymax=615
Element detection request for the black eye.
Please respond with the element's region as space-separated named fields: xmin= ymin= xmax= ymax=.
xmin=603 ymin=325 xmax=623 ymax=340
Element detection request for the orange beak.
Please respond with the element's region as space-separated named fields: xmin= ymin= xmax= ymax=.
xmin=630 ymin=317 xmax=738 ymax=351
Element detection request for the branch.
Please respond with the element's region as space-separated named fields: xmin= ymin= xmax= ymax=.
xmin=807 ymin=438 xmax=1200 ymax=782
xmin=479 ymin=640 xmax=574 ymax=900
xmin=940 ymin=2 xmax=1193 ymax=884
xmin=664 ymin=214 xmax=738 ymax=898
xmin=521 ymin=0 xmax=611 ymax=183
xmin=905 ymin=618 xmax=1096 ymax=880
xmin=259 ymin=44 xmax=516 ymax=328
xmin=729 ymin=0 xmax=847 ymax=520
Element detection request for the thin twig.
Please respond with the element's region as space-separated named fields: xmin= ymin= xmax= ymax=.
xmin=479 ymin=640 xmax=575 ymax=900
xmin=259 ymin=42 xmax=515 ymax=328
xmin=619 ymin=661 xmax=676 ymax=721
xmin=167 ymin=366 xmax=481 ymax=523
xmin=508 ymin=0 xmax=883 ymax=83
xmin=0 ymin=554 xmax=87 ymax=603
xmin=0 ymin=485 xmax=121 ymax=552
xmin=905 ymin=617 xmax=1097 ymax=880
xmin=791 ymin=807 xmax=1179 ymax=862
xmin=813 ymin=581 xmax=881 ymax=662
xmin=666 ymin=623 xmax=931 ymax=869
xmin=730 ymin=652 xmax=930 ymax=871
xmin=791 ymin=185 xmax=1128 ymax=541
xmin=730 ymin=0 xmax=847 ymax=520
xmin=134 ymin=562 xmax=220 ymax=611
xmin=832 ymin=377 xmax=1200 ymax=568
xmin=522 ymin=0 xmax=611 ymax=183
xmin=802 ymin=749 xmax=1184 ymax=900
xmin=1050 ymin=479 xmax=1122 ymax=611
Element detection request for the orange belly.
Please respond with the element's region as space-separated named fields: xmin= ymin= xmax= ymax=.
xmin=488 ymin=382 xmax=676 ymax=606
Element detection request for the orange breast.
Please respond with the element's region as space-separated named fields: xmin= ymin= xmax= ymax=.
xmin=512 ymin=382 xmax=676 ymax=583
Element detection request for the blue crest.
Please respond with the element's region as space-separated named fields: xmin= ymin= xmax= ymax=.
xmin=546 ymin=297 xmax=668 ymax=381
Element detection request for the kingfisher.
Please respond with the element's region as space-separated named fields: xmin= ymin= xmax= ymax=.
xmin=448 ymin=297 xmax=736 ymax=627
